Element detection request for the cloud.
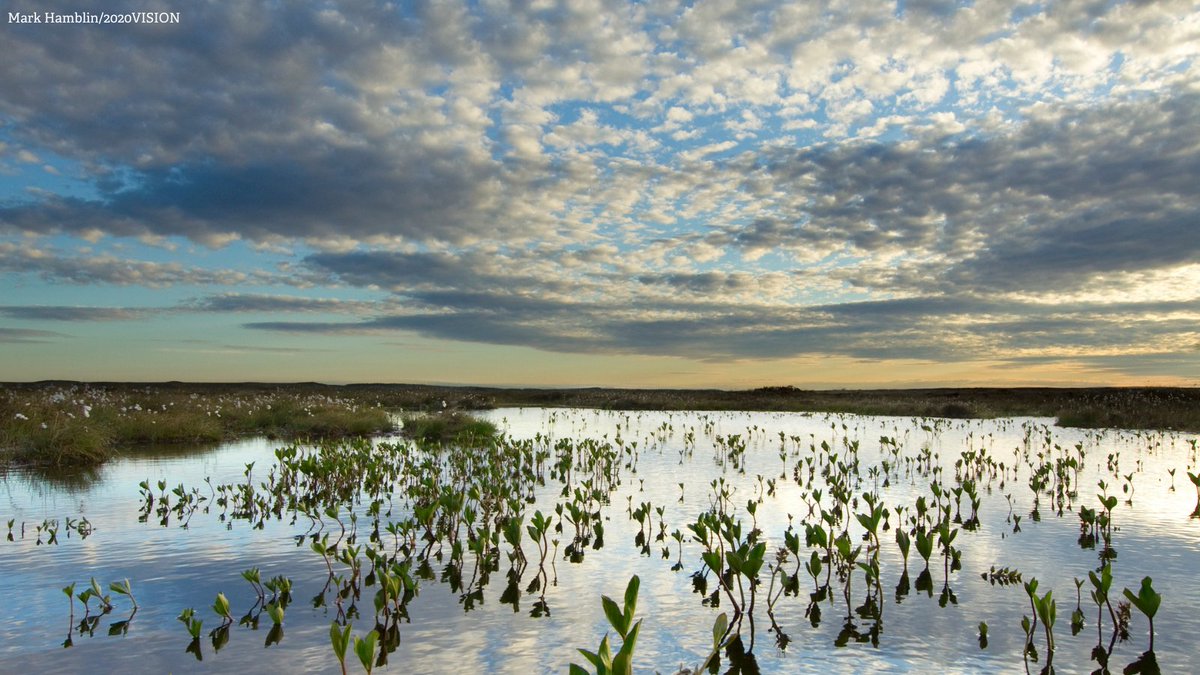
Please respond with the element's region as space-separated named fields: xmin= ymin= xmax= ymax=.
xmin=2 ymin=0 xmax=1187 ymax=249
xmin=0 ymin=327 xmax=68 ymax=343
xmin=1 ymin=0 xmax=1197 ymax=383
xmin=698 ymin=92 xmax=1200 ymax=298
xmin=242 ymin=285 xmax=1199 ymax=370
xmin=0 ymin=305 xmax=151 ymax=321
xmin=155 ymin=343 xmax=333 ymax=356
xmin=186 ymin=293 xmax=382 ymax=315
xmin=0 ymin=242 xmax=292 ymax=287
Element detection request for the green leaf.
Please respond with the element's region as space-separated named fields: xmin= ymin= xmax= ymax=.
xmin=601 ymin=595 xmax=627 ymax=638
xmin=1123 ymin=576 xmax=1161 ymax=620
xmin=266 ymin=602 xmax=284 ymax=625
xmin=712 ymin=612 xmax=729 ymax=648
xmin=1034 ymin=590 xmax=1055 ymax=628
xmin=213 ymin=592 xmax=231 ymax=620
xmin=747 ymin=541 xmax=766 ymax=563
xmin=855 ymin=512 xmax=872 ymax=532
xmin=354 ymin=630 xmax=378 ymax=675
xmin=915 ymin=529 xmax=933 ymax=561
xmin=330 ymin=622 xmax=351 ymax=661
xmin=611 ymin=620 xmax=641 ymax=675
xmin=598 ymin=634 xmax=613 ymax=670
xmin=576 ymin=648 xmax=603 ymax=670
xmin=623 ymin=575 xmax=640 ymax=620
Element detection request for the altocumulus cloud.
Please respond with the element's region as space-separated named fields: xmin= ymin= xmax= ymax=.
xmin=1 ymin=0 xmax=1197 ymax=382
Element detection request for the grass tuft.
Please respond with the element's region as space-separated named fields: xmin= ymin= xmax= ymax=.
xmin=401 ymin=412 xmax=498 ymax=445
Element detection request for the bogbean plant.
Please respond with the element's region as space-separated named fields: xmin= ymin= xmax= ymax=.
xmin=1189 ymin=470 xmax=1200 ymax=518
xmin=1020 ymin=578 xmax=1057 ymax=666
xmin=101 ymin=409 xmax=1183 ymax=671
xmin=0 ymin=514 xmax=95 ymax=546
xmin=571 ymin=576 xmax=642 ymax=675
xmin=1122 ymin=577 xmax=1160 ymax=652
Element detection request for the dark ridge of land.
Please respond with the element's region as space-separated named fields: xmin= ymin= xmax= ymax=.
xmin=5 ymin=381 xmax=1200 ymax=432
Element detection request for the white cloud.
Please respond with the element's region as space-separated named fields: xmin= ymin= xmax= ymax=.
xmin=1 ymin=0 xmax=1197 ymax=379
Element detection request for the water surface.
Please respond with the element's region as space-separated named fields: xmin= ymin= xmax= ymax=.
xmin=2 ymin=409 xmax=1197 ymax=673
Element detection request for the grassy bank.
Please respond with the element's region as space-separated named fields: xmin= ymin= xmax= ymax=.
xmin=348 ymin=383 xmax=1200 ymax=432
xmin=0 ymin=383 xmax=394 ymax=467
xmin=3 ymin=381 xmax=1197 ymax=467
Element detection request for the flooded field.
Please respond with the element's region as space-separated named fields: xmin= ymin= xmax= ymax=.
xmin=1 ymin=408 xmax=1197 ymax=673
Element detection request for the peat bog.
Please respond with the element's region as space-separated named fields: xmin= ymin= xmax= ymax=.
xmin=1 ymin=383 xmax=1198 ymax=673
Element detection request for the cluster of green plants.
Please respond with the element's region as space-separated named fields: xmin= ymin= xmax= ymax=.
xmin=1009 ymin=565 xmax=1163 ymax=674
xmin=61 ymin=577 xmax=137 ymax=646
xmin=4 ymin=515 xmax=93 ymax=545
xmin=32 ymin=407 xmax=1195 ymax=671
xmin=174 ymin=569 xmax=294 ymax=660
xmin=123 ymin=426 xmax=580 ymax=667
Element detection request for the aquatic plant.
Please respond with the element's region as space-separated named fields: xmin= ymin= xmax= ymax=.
xmin=1088 ymin=564 xmax=1119 ymax=645
xmin=27 ymin=403 xmax=1195 ymax=672
xmin=571 ymin=575 xmax=642 ymax=675
xmin=1122 ymin=577 xmax=1160 ymax=651
xmin=178 ymin=607 xmax=203 ymax=638
xmin=981 ymin=566 xmax=1022 ymax=587
xmin=108 ymin=579 xmax=137 ymax=611
xmin=1189 ymin=471 xmax=1200 ymax=517
xmin=1071 ymin=578 xmax=1086 ymax=636
xmin=212 ymin=593 xmax=233 ymax=626
xmin=176 ymin=606 xmax=205 ymax=660
xmin=330 ymin=622 xmax=352 ymax=675
xmin=76 ymin=577 xmax=113 ymax=615
xmin=354 ymin=629 xmax=379 ymax=674
xmin=1029 ymin=582 xmax=1057 ymax=653
xmin=62 ymin=583 xmax=76 ymax=621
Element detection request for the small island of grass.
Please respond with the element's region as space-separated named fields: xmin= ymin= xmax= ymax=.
xmin=400 ymin=411 xmax=499 ymax=445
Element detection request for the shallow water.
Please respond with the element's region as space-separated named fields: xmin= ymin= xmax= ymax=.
xmin=1 ymin=409 xmax=1197 ymax=673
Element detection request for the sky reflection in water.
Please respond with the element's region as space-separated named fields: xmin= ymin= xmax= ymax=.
xmin=1 ymin=409 xmax=1197 ymax=673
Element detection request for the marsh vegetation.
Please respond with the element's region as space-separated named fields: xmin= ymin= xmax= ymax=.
xmin=0 ymin=384 xmax=396 ymax=466
xmin=1 ymin=385 xmax=1198 ymax=672
xmin=4 ymin=382 xmax=1200 ymax=466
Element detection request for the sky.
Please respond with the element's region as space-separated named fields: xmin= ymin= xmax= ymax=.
xmin=1 ymin=0 xmax=1198 ymax=388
